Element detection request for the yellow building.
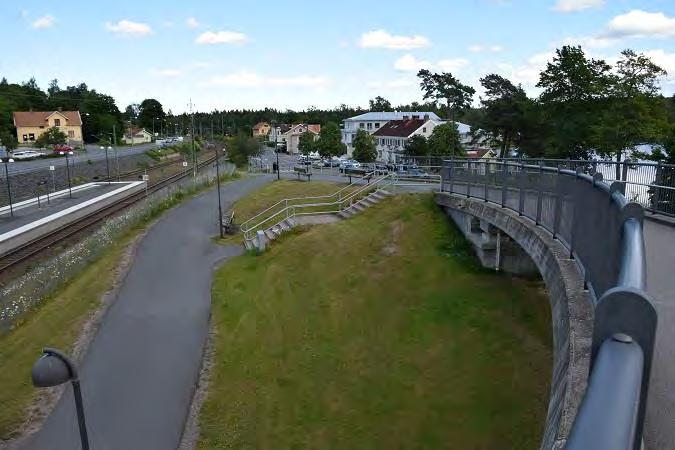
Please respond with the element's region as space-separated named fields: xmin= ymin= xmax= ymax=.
xmin=252 ymin=122 xmax=270 ymax=138
xmin=13 ymin=110 xmax=83 ymax=145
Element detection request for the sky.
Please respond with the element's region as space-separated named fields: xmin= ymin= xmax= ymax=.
xmin=1 ymin=0 xmax=674 ymax=114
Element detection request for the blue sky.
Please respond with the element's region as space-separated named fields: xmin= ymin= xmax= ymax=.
xmin=1 ymin=0 xmax=674 ymax=113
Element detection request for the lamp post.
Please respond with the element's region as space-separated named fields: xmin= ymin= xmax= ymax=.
xmin=32 ymin=348 xmax=90 ymax=450
xmin=275 ymin=148 xmax=280 ymax=180
xmin=215 ymin=149 xmax=224 ymax=238
xmin=100 ymin=145 xmax=111 ymax=183
xmin=3 ymin=158 xmax=14 ymax=217
xmin=59 ymin=151 xmax=74 ymax=198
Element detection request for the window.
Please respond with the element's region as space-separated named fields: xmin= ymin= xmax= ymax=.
xmin=68 ymin=130 xmax=75 ymax=138
xmin=359 ymin=122 xmax=365 ymax=129
xmin=22 ymin=134 xmax=28 ymax=142
xmin=39 ymin=126 xmax=45 ymax=129
xmin=367 ymin=123 xmax=372 ymax=130
xmin=54 ymin=118 xmax=61 ymax=126
xmin=422 ymin=127 xmax=427 ymax=133
xmin=375 ymin=123 xmax=380 ymax=128
xmin=29 ymin=133 xmax=35 ymax=141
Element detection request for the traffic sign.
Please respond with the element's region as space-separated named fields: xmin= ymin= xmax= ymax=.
xmin=49 ymin=165 xmax=55 ymax=171
xmin=182 ymin=161 xmax=188 ymax=167
xmin=142 ymin=174 xmax=150 ymax=181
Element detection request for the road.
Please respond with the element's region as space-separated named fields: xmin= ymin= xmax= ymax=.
xmin=23 ymin=174 xmax=273 ymax=450
xmin=5 ymin=143 xmax=157 ymax=176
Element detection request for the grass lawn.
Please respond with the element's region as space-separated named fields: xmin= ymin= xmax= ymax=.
xmin=200 ymin=194 xmax=552 ymax=449
xmin=0 ymin=234 xmax=133 ymax=440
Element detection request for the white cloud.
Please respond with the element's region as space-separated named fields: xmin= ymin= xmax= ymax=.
xmin=603 ymin=10 xmax=675 ymax=39
xmin=469 ymin=44 xmax=503 ymax=53
xmin=158 ymin=69 xmax=183 ymax=77
xmin=367 ymin=79 xmax=415 ymax=89
xmin=206 ymin=71 xmax=329 ymax=88
xmin=394 ymin=54 xmax=432 ymax=71
xmin=562 ymin=35 xmax=615 ymax=49
xmin=437 ymin=58 xmax=470 ymax=71
xmin=195 ymin=30 xmax=247 ymax=45
xmin=494 ymin=51 xmax=554 ymax=92
xmin=32 ymin=15 xmax=55 ymax=29
xmin=186 ymin=17 xmax=200 ymax=28
xmin=553 ymin=0 xmax=604 ymax=12
xmin=394 ymin=54 xmax=468 ymax=72
xmin=643 ymin=50 xmax=675 ymax=85
xmin=359 ymin=29 xmax=430 ymax=50
xmin=105 ymin=20 xmax=153 ymax=36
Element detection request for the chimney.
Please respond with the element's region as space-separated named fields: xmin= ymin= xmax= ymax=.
xmin=424 ymin=114 xmax=430 ymax=120
xmin=402 ymin=115 xmax=409 ymax=120
xmin=57 ymin=106 xmax=62 ymax=111
xmin=412 ymin=114 xmax=419 ymax=120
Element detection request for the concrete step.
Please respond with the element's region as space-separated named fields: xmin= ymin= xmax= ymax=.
xmin=264 ymin=229 xmax=277 ymax=240
xmin=285 ymin=217 xmax=296 ymax=227
xmin=337 ymin=211 xmax=351 ymax=219
xmin=361 ymin=197 xmax=377 ymax=206
xmin=244 ymin=240 xmax=255 ymax=251
xmin=352 ymin=203 xmax=366 ymax=212
xmin=371 ymin=192 xmax=386 ymax=201
xmin=279 ymin=220 xmax=292 ymax=231
xmin=377 ymin=189 xmax=393 ymax=196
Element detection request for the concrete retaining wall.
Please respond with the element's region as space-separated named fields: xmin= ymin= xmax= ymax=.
xmin=435 ymin=192 xmax=593 ymax=450
xmin=0 ymin=182 xmax=146 ymax=257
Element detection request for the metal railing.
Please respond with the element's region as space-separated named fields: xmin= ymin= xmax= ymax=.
xmin=441 ymin=157 xmax=657 ymax=450
xmin=241 ymin=173 xmax=394 ymax=244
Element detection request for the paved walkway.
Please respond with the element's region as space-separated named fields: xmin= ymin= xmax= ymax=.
xmin=643 ymin=219 xmax=675 ymax=450
xmin=24 ymin=175 xmax=272 ymax=450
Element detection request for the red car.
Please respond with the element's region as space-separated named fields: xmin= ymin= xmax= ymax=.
xmin=53 ymin=144 xmax=74 ymax=154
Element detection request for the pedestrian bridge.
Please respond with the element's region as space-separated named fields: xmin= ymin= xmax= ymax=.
xmin=436 ymin=158 xmax=674 ymax=450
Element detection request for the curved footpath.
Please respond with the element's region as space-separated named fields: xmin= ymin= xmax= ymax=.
xmin=643 ymin=219 xmax=675 ymax=450
xmin=24 ymin=175 xmax=272 ymax=450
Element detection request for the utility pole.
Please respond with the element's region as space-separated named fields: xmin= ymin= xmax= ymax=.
xmin=112 ymin=125 xmax=120 ymax=180
xmin=190 ymin=99 xmax=197 ymax=178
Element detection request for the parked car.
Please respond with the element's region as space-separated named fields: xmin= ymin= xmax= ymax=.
xmin=53 ymin=144 xmax=74 ymax=153
xmin=11 ymin=150 xmax=45 ymax=160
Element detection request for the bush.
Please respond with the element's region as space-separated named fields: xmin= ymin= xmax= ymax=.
xmin=226 ymin=133 xmax=261 ymax=167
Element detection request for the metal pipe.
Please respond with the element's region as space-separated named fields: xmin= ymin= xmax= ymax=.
xmin=618 ymin=219 xmax=647 ymax=290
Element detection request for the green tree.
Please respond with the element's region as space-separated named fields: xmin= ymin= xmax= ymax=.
xmin=35 ymin=127 xmax=67 ymax=148
xmin=417 ymin=69 xmax=475 ymax=121
xmin=298 ymin=131 xmax=317 ymax=155
xmin=592 ymin=49 xmax=668 ymax=176
xmin=317 ymin=122 xmax=345 ymax=158
xmin=368 ymin=96 xmax=393 ymax=111
xmin=536 ymin=45 xmax=613 ymax=159
xmin=404 ymin=134 xmax=429 ymax=157
xmin=352 ymin=129 xmax=377 ymax=162
xmin=138 ymin=99 xmax=166 ymax=133
xmin=0 ymin=130 xmax=17 ymax=150
xmin=226 ymin=132 xmax=261 ymax=167
xmin=478 ymin=74 xmax=530 ymax=157
xmin=428 ymin=123 xmax=464 ymax=156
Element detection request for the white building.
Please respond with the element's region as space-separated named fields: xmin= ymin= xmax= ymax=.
xmin=341 ymin=111 xmax=441 ymax=156
xmin=373 ymin=119 xmax=473 ymax=162
xmin=282 ymin=124 xmax=321 ymax=154
xmin=268 ymin=124 xmax=292 ymax=147
xmin=122 ymin=127 xmax=153 ymax=145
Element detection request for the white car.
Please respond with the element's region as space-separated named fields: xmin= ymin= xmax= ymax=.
xmin=11 ymin=150 xmax=45 ymax=160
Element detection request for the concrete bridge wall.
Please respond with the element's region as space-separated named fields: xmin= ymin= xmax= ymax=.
xmin=435 ymin=192 xmax=593 ymax=450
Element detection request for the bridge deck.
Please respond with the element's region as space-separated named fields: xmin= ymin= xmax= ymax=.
xmin=643 ymin=219 xmax=675 ymax=450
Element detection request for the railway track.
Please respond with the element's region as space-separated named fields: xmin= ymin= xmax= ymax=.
xmin=0 ymin=155 xmax=218 ymax=273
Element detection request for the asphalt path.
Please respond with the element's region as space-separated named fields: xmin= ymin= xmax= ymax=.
xmin=5 ymin=143 xmax=156 ymax=176
xmin=23 ymin=174 xmax=273 ymax=450
xmin=642 ymin=219 xmax=675 ymax=450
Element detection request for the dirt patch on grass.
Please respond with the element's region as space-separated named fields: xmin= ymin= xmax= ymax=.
xmin=381 ymin=220 xmax=404 ymax=256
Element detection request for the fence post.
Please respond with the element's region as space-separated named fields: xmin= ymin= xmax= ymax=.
xmin=536 ymin=162 xmax=543 ymax=225
xmin=652 ymin=162 xmax=662 ymax=214
xmin=466 ymin=160 xmax=471 ymax=198
xmin=553 ymin=167 xmax=562 ymax=239
xmin=501 ymin=159 xmax=507 ymax=208
xmin=448 ymin=154 xmax=454 ymax=194
xmin=483 ymin=161 xmax=489 ymax=202
xmin=518 ymin=159 xmax=525 ymax=216
xmin=622 ymin=160 xmax=629 ymax=182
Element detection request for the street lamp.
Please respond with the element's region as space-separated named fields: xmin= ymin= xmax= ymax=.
xmin=32 ymin=348 xmax=90 ymax=450
xmin=59 ymin=151 xmax=74 ymax=198
xmin=100 ymin=145 xmax=111 ymax=183
xmin=215 ymin=150 xmax=224 ymax=238
xmin=3 ymin=158 xmax=14 ymax=217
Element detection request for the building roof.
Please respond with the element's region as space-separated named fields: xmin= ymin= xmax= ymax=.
xmin=13 ymin=111 xmax=82 ymax=127
xmin=125 ymin=127 xmax=151 ymax=138
xmin=372 ymin=119 xmax=427 ymax=138
xmin=284 ymin=123 xmax=321 ymax=135
xmin=465 ymin=148 xmax=497 ymax=158
xmin=252 ymin=122 xmax=269 ymax=130
xmin=307 ymin=124 xmax=321 ymax=134
xmin=277 ymin=124 xmax=292 ymax=133
xmin=345 ymin=111 xmax=441 ymax=122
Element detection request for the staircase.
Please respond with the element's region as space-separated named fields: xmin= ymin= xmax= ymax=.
xmin=244 ymin=187 xmax=393 ymax=251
